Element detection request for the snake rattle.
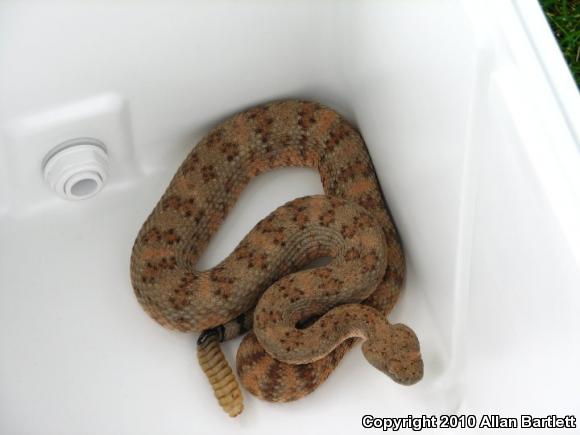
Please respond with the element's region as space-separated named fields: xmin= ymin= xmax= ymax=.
xmin=130 ymin=100 xmax=423 ymax=416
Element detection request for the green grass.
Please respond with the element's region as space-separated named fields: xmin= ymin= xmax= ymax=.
xmin=539 ymin=0 xmax=580 ymax=86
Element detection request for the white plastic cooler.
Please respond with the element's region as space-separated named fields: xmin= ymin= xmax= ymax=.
xmin=0 ymin=1 xmax=578 ymax=434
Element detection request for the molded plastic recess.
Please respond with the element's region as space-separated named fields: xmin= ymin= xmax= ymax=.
xmin=42 ymin=138 xmax=108 ymax=200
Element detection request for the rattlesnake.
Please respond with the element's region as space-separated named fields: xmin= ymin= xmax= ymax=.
xmin=130 ymin=100 xmax=423 ymax=415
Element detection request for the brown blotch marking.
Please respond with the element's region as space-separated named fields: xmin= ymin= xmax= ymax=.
xmin=220 ymin=141 xmax=240 ymax=162
xmin=180 ymin=152 xmax=200 ymax=175
xmin=201 ymin=164 xmax=218 ymax=182
xmin=162 ymin=228 xmax=181 ymax=245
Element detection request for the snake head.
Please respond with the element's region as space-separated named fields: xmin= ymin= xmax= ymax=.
xmin=362 ymin=323 xmax=423 ymax=385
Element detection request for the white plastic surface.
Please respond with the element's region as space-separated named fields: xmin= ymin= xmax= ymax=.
xmin=0 ymin=1 xmax=578 ymax=434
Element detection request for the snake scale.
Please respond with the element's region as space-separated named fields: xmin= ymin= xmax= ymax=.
xmin=130 ymin=100 xmax=423 ymax=415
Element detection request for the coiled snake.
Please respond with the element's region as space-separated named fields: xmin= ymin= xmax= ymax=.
xmin=130 ymin=100 xmax=423 ymax=416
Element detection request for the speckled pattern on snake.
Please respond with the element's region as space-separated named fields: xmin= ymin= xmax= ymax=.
xmin=130 ymin=100 xmax=423 ymax=412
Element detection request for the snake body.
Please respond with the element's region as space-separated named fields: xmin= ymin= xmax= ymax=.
xmin=130 ymin=100 xmax=423 ymax=410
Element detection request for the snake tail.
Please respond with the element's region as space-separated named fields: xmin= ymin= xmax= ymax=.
xmin=197 ymin=328 xmax=244 ymax=417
